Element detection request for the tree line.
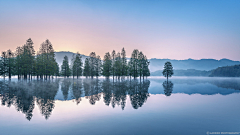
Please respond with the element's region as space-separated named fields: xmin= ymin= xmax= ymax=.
xmin=0 ymin=38 xmax=150 ymax=80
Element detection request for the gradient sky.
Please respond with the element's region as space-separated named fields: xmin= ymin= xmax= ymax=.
xmin=0 ymin=0 xmax=240 ymax=60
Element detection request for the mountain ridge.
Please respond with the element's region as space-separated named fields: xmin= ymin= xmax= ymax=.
xmin=55 ymin=51 xmax=240 ymax=72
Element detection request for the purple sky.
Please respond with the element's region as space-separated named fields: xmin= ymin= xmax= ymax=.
xmin=0 ymin=0 xmax=240 ymax=60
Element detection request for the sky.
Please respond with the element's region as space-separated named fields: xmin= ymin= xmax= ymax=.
xmin=0 ymin=0 xmax=240 ymax=60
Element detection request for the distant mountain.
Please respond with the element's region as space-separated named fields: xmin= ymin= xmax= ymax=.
xmin=149 ymin=58 xmax=240 ymax=72
xmin=55 ymin=51 xmax=89 ymax=67
xmin=55 ymin=52 xmax=240 ymax=73
xmin=151 ymin=69 xmax=212 ymax=76
xmin=209 ymin=64 xmax=240 ymax=77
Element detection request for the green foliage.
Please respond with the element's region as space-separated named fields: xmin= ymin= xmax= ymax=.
xmin=130 ymin=49 xmax=140 ymax=79
xmin=121 ymin=48 xmax=128 ymax=77
xmin=111 ymin=50 xmax=116 ymax=79
xmin=0 ymin=40 xmax=150 ymax=80
xmin=72 ymin=52 xmax=83 ymax=79
xmin=162 ymin=61 xmax=174 ymax=79
xmin=102 ymin=52 xmax=112 ymax=78
xmin=114 ymin=52 xmax=122 ymax=79
xmin=209 ymin=64 xmax=240 ymax=77
xmin=0 ymin=51 xmax=8 ymax=78
xmin=61 ymin=56 xmax=71 ymax=77
xmin=83 ymin=58 xmax=90 ymax=78
xmin=95 ymin=55 xmax=102 ymax=77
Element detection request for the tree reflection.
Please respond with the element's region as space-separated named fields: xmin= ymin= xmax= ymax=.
xmin=0 ymin=80 xmax=59 ymax=121
xmin=84 ymin=79 xmax=102 ymax=105
xmin=129 ymin=80 xmax=150 ymax=109
xmin=61 ymin=79 xmax=71 ymax=100
xmin=72 ymin=79 xmax=83 ymax=105
xmin=0 ymin=78 xmax=151 ymax=121
xmin=102 ymin=79 xmax=112 ymax=106
xmin=102 ymin=79 xmax=150 ymax=110
xmin=162 ymin=81 xmax=174 ymax=96
xmin=35 ymin=80 xmax=59 ymax=120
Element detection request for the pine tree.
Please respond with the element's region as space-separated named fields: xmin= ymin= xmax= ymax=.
xmin=114 ymin=52 xmax=122 ymax=80
xmin=26 ymin=38 xmax=35 ymax=79
xmin=54 ymin=62 xmax=60 ymax=78
xmin=15 ymin=46 xmax=23 ymax=79
xmin=162 ymin=61 xmax=174 ymax=80
xmin=138 ymin=51 xmax=144 ymax=80
xmin=20 ymin=38 xmax=35 ymax=80
xmin=37 ymin=39 xmax=56 ymax=80
xmin=61 ymin=56 xmax=71 ymax=78
xmin=1 ymin=51 xmax=7 ymax=79
xmin=89 ymin=52 xmax=96 ymax=78
xmin=111 ymin=50 xmax=116 ymax=81
xmin=121 ymin=48 xmax=127 ymax=79
xmin=95 ymin=55 xmax=102 ymax=78
xmin=130 ymin=49 xmax=139 ymax=79
xmin=83 ymin=58 xmax=90 ymax=78
xmin=142 ymin=55 xmax=150 ymax=79
xmin=102 ymin=52 xmax=112 ymax=78
xmin=72 ymin=52 xmax=83 ymax=79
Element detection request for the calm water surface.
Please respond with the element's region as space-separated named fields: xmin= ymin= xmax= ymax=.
xmin=0 ymin=77 xmax=239 ymax=135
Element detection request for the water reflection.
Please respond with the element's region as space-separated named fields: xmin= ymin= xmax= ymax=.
xmin=0 ymin=80 xmax=59 ymax=121
xmin=0 ymin=79 xmax=151 ymax=120
xmin=162 ymin=81 xmax=174 ymax=96
xmin=1 ymin=78 xmax=240 ymax=121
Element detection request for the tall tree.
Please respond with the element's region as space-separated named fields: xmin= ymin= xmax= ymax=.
xmin=130 ymin=49 xmax=139 ymax=79
xmin=138 ymin=51 xmax=144 ymax=80
xmin=111 ymin=50 xmax=116 ymax=81
xmin=121 ymin=48 xmax=127 ymax=79
xmin=162 ymin=61 xmax=174 ymax=80
xmin=72 ymin=52 xmax=83 ymax=79
xmin=142 ymin=55 xmax=150 ymax=79
xmin=61 ymin=56 xmax=71 ymax=78
xmin=83 ymin=58 xmax=90 ymax=78
xmin=20 ymin=38 xmax=35 ymax=79
xmin=114 ymin=52 xmax=122 ymax=80
xmin=15 ymin=46 xmax=23 ymax=79
xmin=26 ymin=38 xmax=35 ymax=79
xmin=36 ymin=39 xmax=57 ymax=80
xmin=95 ymin=55 xmax=102 ymax=78
xmin=1 ymin=51 xmax=7 ymax=79
xmin=89 ymin=52 xmax=96 ymax=78
xmin=102 ymin=52 xmax=112 ymax=78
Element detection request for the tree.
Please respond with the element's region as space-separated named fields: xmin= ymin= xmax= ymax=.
xmin=15 ymin=46 xmax=23 ymax=79
xmin=72 ymin=52 xmax=83 ymax=79
xmin=162 ymin=81 xmax=174 ymax=96
xmin=121 ymin=48 xmax=127 ymax=79
xmin=138 ymin=51 xmax=144 ymax=80
xmin=162 ymin=61 xmax=174 ymax=80
xmin=83 ymin=58 xmax=90 ymax=78
xmin=89 ymin=52 xmax=96 ymax=78
xmin=130 ymin=49 xmax=139 ymax=79
xmin=95 ymin=55 xmax=102 ymax=78
xmin=142 ymin=55 xmax=150 ymax=79
xmin=114 ymin=52 xmax=122 ymax=80
xmin=102 ymin=52 xmax=112 ymax=78
xmin=54 ymin=61 xmax=60 ymax=78
xmin=24 ymin=38 xmax=35 ymax=80
xmin=1 ymin=51 xmax=7 ymax=79
xmin=36 ymin=39 xmax=57 ymax=80
xmin=111 ymin=50 xmax=116 ymax=81
xmin=61 ymin=56 xmax=71 ymax=78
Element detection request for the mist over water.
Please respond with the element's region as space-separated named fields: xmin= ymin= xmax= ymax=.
xmin=0 ymin=77 xmax=239 ymax=135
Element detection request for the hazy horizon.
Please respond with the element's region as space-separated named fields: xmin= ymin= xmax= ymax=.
xmin=55 ymin=51 xmax=239 ymax=61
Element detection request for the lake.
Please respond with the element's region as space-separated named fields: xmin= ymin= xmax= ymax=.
xmin=0 ymin=77 xmax=239 ymax=135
